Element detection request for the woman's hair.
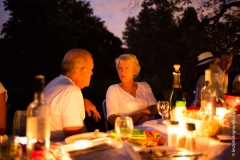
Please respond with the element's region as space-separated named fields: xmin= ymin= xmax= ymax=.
xmin=115 ymin=54 xmax=141 ymax=78
xmin=196 ymin=60 xmax=215 ymax=79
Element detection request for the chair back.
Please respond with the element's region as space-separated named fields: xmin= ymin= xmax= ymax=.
xmin=102 ymin=99 xmax=110 ymax=131
xmin=12 ymin=110 xmax=26 ymax=136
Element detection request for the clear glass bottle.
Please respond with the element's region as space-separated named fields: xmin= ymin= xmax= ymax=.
xmin=185 ymin=123 xmax=196 ymax=151
xmin=200 ymin=69 xmax=216 ymax=120
xmin=26 ymin=75 xmax=50 ymax=159
xmin=169 ymin=64 xmax=185 ymax=120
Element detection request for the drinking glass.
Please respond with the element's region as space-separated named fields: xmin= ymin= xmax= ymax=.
xmin=114 ymin=117 xmax=133 ymax=142
xmin=157 ymin=101 xmax=169 ymax=123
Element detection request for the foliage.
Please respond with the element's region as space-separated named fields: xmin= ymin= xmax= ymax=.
xmin=123 ymin=0 xmax=240 ymax=105
xmin=0 ymin=0 xmax=123 ymax=132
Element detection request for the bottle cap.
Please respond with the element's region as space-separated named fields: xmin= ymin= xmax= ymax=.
xmin=170 ymin=121 xmax=179 ymax=125
xmin=176 ymin=101 xmax=185 ymax=106
xmin=173 ymin=64 xmax=180 ymax=72
xmin=205 ymin=69 xmax=211 ymax=81
xmin=186 ymin=123 xmax=195 ymax=131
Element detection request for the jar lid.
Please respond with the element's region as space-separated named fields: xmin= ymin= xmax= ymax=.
xmin=170 ymin=121 xmax=179 ymax=125
xmin=186 ymin=123 xmax=195 ymax=131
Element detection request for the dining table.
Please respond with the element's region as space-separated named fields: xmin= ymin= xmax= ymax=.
xmin=138 ymin=119 xmax=240 ymax=160
xmin=11 ymin=118 xmax=240 ymax=160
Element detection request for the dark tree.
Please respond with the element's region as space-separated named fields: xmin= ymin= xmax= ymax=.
xmin=0 ymin=0 xmax=123 ymax=132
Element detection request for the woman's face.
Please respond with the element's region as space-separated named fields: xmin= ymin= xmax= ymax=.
xmin=116 ymin=61 xmax=135 ymax=83
xmin=210 ymin=59 xmax=219 ymax=73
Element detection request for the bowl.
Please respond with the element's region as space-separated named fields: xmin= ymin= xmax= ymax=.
xmin=186 ymin=118 xmax=221 ymax=137
xmin=224 ymin=93 xmax=240 ymax=108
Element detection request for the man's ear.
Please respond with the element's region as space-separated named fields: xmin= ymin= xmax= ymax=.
xmin=80 ymin=67 xmax=87 ymax=77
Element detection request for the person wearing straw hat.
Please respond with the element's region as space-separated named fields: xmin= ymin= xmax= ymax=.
xmin=192 ymin=52 xmax=220 ymax=106
xmin=212 ymin=51 xmax=233 ymax=100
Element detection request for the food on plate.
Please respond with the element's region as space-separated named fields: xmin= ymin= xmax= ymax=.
xmin=128 ymin=130 xmax=166 ymax=147
xmin=139 ymin=149 xmax=166 ymax=160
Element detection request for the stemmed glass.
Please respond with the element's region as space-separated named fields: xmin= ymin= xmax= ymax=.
xmin=157 ymin=101 xmax=169 ymax=124
xmin=114 ymin=116 xmax=133 ymax=142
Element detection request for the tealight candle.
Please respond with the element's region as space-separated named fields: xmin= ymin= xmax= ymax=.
xmin=216 ymin=107 xmax=229 ymax=118
xmin=73 ymin=140 xmax=92 ymax=149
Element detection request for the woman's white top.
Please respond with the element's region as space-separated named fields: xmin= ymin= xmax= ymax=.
xmin=106 ymin=82 xmax=157 ymax=119
xmin=0 ymin=82 xmax=7 ymax=101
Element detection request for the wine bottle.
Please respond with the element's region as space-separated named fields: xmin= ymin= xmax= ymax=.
xmin=26 ymin=75 xmax=50 ymax=159
xmin=169 ymin=64 xmax=185 ymax=120
xmin=200 ymin=69 xmax=216 ymax=120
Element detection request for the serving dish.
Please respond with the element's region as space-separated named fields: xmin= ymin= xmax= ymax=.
xmin=110 ymin=128 xmax=147 ymax=139
xmin=65 ymin=132 xmax=109 ymax=144
xmin=138 ymin=146 xmax=204 ymax=159
xmin=55 ymin=137 xmax=121 ymax=159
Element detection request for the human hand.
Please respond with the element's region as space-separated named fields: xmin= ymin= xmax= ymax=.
xmin=135 ymin=115 xmax=154 ymax=125
xmin=140 ymin=109 xmax=151 ymax=115
xmin=84 ymin=99 xmax=101 ymax=121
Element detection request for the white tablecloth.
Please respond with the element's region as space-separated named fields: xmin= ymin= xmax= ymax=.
xmin=139 ymin=119 xmax=240 ymax=160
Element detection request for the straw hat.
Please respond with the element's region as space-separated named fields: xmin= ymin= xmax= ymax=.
xmin=197 ymin=52 xmax=220 ymax=66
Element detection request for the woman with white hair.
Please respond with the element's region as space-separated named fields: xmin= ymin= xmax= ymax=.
xmin=106 ymin=54 xmax=157 ymax=125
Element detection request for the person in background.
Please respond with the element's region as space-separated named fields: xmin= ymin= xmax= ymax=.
xmin=44 ymin=48 xmax=100 ymax=142
xmin=192 ymin=52 xmax=220 ymax=106
xmin=212 ymin=51 xmax=233 ymax=100
xmin=232 ymin=74 xmax=240 ymax=93
xmin=0 ymin=82 xmax=7 ymax=134
xmin=106 ymin=54 xmax=158 ymax=126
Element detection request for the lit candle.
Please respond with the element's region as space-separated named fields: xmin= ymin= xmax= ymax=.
xmin=73 ymin=140 xmax=92 ymax=149
xmin=216 ymin=107 xmax=229 ymax=118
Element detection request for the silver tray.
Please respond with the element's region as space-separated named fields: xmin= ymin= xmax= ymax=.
xmin=54 ymin=137 xmax=120 ymax=159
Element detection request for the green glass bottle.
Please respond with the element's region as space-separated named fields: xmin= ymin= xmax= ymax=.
xmin=169 ymin=64 xmax=185 ymax=120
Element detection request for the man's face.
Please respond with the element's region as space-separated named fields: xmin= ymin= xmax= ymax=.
xmin=84 ymin=56 xmax=94 ymax=87
xmin=219 ymin=54 xmax=232 ymax=71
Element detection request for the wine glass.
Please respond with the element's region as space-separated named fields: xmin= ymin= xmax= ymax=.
xmin=114 ymin=117 xmax=133 ymax=142
xmin=157 ymin=101 xmax=169 ymax=124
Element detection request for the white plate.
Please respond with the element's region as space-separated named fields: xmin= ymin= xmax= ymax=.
xmin=134 ymin=125 xmax=156 ymax=131
xmin=138 ymin=146 xmax=191 ymax=159
xmin=138 ymin=146 xmax=186 ymax=152
xmin=65 ymin=132 xmax=109 ymax=144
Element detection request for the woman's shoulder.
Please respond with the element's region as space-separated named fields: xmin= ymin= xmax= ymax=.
xmin=137 ymin=82 xmax=151 ymax=88
xmin=107 ymin=84 xmax=120 ymax=91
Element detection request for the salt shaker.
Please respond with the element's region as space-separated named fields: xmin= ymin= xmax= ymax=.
xmin=185 ymin=123 xmax=196 ymax=151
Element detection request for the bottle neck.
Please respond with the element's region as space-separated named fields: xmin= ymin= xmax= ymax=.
xmin=172 ymin=72 xmax=182 ymax=88
xmin=205 ymin=80 xmax=212 ymax=87
xmin=34 ymin=91 xmax=44 ymax=102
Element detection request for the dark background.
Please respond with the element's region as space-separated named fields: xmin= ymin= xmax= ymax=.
xmin=1 ymin=0 xmax=240 ymax=134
